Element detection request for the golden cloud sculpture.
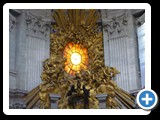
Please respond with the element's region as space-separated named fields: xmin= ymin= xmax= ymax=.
xmin=24 ymin=9 xmax=136 ymax=109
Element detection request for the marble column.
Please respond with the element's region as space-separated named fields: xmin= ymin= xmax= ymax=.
xmin=15 ymin=12 xmax=27 ymax=90
xmin=9 ymin=12 xmax=17 ymax=89
xmin=101 ymin=9 xmax=141 ymax=92
xmin=24 ymin=11 xmax=50 ymax=91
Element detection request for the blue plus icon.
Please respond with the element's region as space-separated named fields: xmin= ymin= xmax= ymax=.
xmin=137 ymin=89 xmax=158 ymax=110
xmin=140 ymin=91 xmax=154 ymax=107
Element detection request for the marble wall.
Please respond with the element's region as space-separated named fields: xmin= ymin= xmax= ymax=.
xmin=9 ymin=9 xmax=51 ymax=92
xmin=9 ymin=9 xmax=51 ymax=107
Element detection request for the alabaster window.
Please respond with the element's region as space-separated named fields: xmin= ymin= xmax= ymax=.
xmin=63 ymin=42 xmax=88 ymax=75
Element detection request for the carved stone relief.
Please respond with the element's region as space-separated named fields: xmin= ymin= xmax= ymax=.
xmin=25 ymin=11 xmax=51 ymax=40
xmin=9 ymin=103 xmax=25 ymax=109
xmin=103 ymin=13 xmax=128 ymax=39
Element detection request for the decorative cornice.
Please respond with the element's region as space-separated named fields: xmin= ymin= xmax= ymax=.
xmin=131 ymin=9 xmax=144 ymax=15
xmin=136 ymin=13 xmax=145 ymax=26
xmin=25 ymin=11 xmax=51 ymax=40
xmin=9 ymin=89 xmax=28 ymax=97
xmin=9 ymin=13 xmax=16 ymax=32
xmin=103 ymin=13 xmax=128 ymax=39
xmin=9 ymin=89 xmax=27 ymax=109
xmin=9 ymin=70 xmax=17 ymax=77
xmin=96 ymin=94 xmax=108 ymax=102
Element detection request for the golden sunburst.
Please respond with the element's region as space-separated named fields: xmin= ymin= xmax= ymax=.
xmin=63 ymin=42 xmax=88 ymax=75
